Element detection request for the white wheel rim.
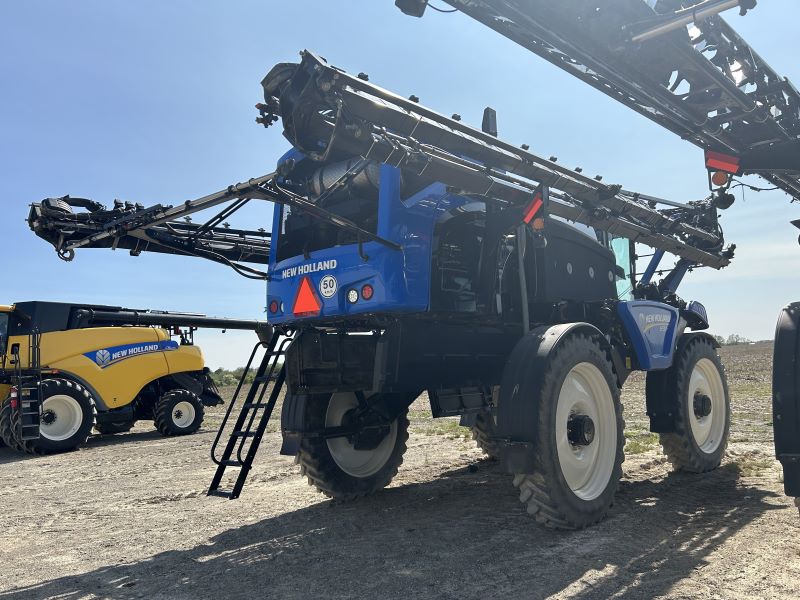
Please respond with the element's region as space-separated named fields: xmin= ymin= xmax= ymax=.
xmin=40 ymin=395 xmax=83 ymax=442
xmin=555 ymin=363 xmax=617 ymax=501
xmin=688 ymin=358 xmax=726 ymax=454
xmin=172 ymin=401 xmax=196 ymax=429
xmin=325 ymin=392 xmax=397 ymax=478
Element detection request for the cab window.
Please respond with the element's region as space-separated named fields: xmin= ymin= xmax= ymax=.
xmin=0 ymin=313 xmax=8 ymax=356
xmin=611 ymin=237 xmax=633 ymax=300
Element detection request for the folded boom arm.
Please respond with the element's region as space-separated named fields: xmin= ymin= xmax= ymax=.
xmin=28 ymin=50 xmax=734 ymax=277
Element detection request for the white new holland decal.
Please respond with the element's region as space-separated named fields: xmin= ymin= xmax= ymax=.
xmin=84 ymin=340 xmax=179 ymax=369
xmin=281 ymin=259 xmax=337 ymax=280
xmin=637 ymin=311 xmax=671 ymax=333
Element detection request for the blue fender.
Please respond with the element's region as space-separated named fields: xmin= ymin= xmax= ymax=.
xmin=617 ymin=300 xmax=681 ymax=370
xmin=645 ymin=331 xmax=720 ymax=433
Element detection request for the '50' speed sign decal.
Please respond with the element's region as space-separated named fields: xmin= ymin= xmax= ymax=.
xmin=319 ymin=275 xmax=337 ymax=298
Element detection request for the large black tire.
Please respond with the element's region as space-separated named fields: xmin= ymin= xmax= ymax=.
xmin=471 ymin=412 xmax=500 ymax=459
xmin=0 ymin=395 xmax=5 ymax=449
xmin=507 ymin=333 xmax=625 ymax=529
xmin=652 ymin=336 xmax=730 ymax=473
xmin=95 ymin=421 xmax=136 ymax=435
xmin=0 ymin=396 xmax=25 ymax=452
xmin=297 ymin=392 xmax=410 ymax=500
xmin=23 ymin=379 xmax=95 ymax=455
xmin=154 ymin=389 xmax=204 ymax=436
xmin=0 ymin=395 xmax=8 ymax=449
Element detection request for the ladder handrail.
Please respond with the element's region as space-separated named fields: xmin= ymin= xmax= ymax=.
xmin=234 ymin=336 xmax=293 ymax=464
xmin=207 ymin=333 xmax=292 ymax=499
xmin=210 ymin=340 xmax=265 ymax=465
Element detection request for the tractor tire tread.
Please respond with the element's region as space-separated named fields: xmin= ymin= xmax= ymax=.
xmin=511 ymin=333 xmax=625 ymax=530
xmin=658 ymin=337 xmax=729 ymax=473
xmin=471 ymin=412 xmax=500 ymax=459
xmin=154 ymin=389 xmax=204 ymax=437
xmin=297 ymin=409 xmax=409 ymax=501
xmin=0 ymin=396 xmax=25 ymax=452
xmin=21 ymin=379 xmax=95 ymax=455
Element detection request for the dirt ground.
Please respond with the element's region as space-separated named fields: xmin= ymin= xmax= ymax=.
xmin=0 ymin=341 xmax=798 ymax=599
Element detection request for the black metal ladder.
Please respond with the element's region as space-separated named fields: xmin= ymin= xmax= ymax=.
xmin=208 ymin=333 xmax=292 ymax=499
xmin=11 ymin=330 xmax=42 ymax=441
xmin=17 ymin=385 xmax=41 ymax=441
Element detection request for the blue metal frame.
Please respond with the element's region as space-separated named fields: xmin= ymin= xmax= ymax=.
xmin=617 ymin=300 xmax=681 ymax=370
xmin=266 ymin=156 xmax=471 ymax=324
xmin=267 ymin=148 xmax=707 ymax=375
xmin=639 ymin=249 xmax=665 ymax=286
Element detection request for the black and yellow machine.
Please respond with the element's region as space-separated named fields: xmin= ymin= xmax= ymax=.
xmin=0 ymin=302 xmax=270 ymax=455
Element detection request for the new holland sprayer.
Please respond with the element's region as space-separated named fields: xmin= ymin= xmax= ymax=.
xmin=393 ymin=0 xmax=800 ymax=513
xmin=25 ymin=0 xmax=800 ymax=526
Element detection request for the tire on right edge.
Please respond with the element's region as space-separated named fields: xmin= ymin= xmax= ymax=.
xmin=507 ymin=332 xmax=625 ymax=529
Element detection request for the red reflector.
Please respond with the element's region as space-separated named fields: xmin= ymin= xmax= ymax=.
xmin=523 ymin=193 xmax=544 ymax=224
xmin=269 ymin=300 xmax=279 ymax=314
xmin=10 ymin=398 xmax=18 ymax=409
xmin=705 ymin=150 xmax=740 ymax=174
xmin=361 ymin=284 xmax=374 ymax=300
xmin=293 ymin=277 xmax=321 ymax=317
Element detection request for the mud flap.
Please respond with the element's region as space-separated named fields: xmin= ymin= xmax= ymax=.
xmin=772 ymin=303 xmax=800 ymax=497
xmin=495 ymin=322 xmax=609 ymax=474
xmin=279 ymin=393 xmax=309 ymax=456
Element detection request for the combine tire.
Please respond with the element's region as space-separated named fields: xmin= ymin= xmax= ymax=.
xmin=508 ymin=333 xmax=624 ymax=529
xmin=472 ymin=411 xmax=500 ymax=458
xmin=154 ymin=390 xmax=204 ymax=436
xmin=297 ymin=392 xmax=410 ymax=500
xmin=0 ymin=395 xmax=5 ymax=448
xmin=654 ymin=337 xmax=730 ymax=473
xmin=96 ymin=421 xmax=135 ymax=435
xmin=23 ymin=379 xmax=95 ymax=454
xmin=0 ymin=396 xmax=24 ymax=452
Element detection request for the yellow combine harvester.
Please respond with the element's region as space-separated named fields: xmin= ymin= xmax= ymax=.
xmin=0 ymin=301 xmax=269 ymax=454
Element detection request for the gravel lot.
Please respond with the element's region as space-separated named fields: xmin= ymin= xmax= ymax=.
xmin=0 ymin=342 xmax=798 ymax=599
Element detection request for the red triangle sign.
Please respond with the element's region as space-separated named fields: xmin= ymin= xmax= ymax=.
xmin=293 ymin=276 xmax=321 ymax=316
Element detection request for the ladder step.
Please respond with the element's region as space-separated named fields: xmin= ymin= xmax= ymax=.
xmin=232 ymin=431 xmax=257 ymax=438
xmin=207 ymin=489 xmax=233 ymax=499
xmin=220 ymin=459 xmax=245 ymax=467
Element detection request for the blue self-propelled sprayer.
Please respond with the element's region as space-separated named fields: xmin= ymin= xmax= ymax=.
xmin=28 ymin=50 xmax=737 ymax=529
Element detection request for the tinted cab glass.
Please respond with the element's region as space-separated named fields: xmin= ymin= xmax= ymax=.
xmin=0 ymin=312 xmax=9 ymax=357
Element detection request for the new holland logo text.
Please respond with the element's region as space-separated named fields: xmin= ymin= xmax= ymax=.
xmin=281 ymin=259 xmax=337 ymax=280
xmin=638 ymin=311 xmax=672 ymax=333
xmin=84 ymin=340 xmax=179 ymax=369
xmin=642 ymin=313 xmax=671 ymax=324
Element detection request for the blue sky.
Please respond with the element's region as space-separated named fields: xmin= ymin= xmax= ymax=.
xmin=1 ymin=1 xmax=798 ymax=368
